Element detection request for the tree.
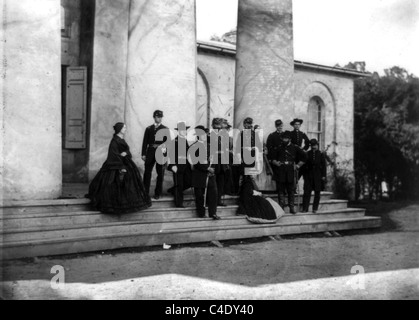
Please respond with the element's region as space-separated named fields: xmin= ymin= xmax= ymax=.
xmin=352 ymin=65 xmax=419 ymax=200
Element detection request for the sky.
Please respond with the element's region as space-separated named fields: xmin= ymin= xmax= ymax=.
xmin=196 ymin=0 xmax=419 ymax=75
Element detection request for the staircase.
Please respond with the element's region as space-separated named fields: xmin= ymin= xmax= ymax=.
xmin=0 ymin=193 xmax=381 ymax=260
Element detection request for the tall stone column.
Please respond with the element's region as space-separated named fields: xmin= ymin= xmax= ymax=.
xmin=88 ymin=0 xmax=130 ymax=180
xmin=125 ymin=0 xmax=197 ymax=166
xmin=234 ymin=0 xmax=295 ymax=190
xmin=1 ymin=0 xmax=62 ymax=201
xmin=234 ymin=0 xmax=295 ymax=130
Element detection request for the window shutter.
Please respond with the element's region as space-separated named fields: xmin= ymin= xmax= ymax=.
xmin=64 ymin=67 xmax=88 ymax=149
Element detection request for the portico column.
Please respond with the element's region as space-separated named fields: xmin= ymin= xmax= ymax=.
xmin=1 ymin=0 xmax=62 ymax=201
xmin=234 ymin=0 xmax=295 ymax=131
xmin=125 ymin=0 xmax=197 ymax=166
xmin=233 ymin=0 xmax=295 ymax=190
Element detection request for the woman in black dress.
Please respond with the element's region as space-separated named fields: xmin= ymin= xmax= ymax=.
xmin=87 ymin=123 xmax=152 ymax=214
xmin=237 ymin=175 xmax=285 ymax=224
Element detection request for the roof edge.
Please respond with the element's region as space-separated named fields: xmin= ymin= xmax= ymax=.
xmin=197 ymin=40 xmax=370 ymax=78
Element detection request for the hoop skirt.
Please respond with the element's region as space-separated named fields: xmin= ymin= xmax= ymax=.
xmin=237 ymin=176 xmax=285 ymax=224
xmin=87 ymin=135 xmax=152 ymax=214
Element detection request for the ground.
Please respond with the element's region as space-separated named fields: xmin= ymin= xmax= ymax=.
xmin=1 ymin=201 xmax=418 ymax=300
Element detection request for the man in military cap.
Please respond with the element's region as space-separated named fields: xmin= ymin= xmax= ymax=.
xmin=142 ymin=110 xmax=168 ymax=200
xmin=190 ymin=125 xmax=220 ymax=220
xmin=272 ymin=131 xmax=307 ymax=214
xmin=167 ymin=122 xmax=192 ymax=208
xmin=266 ymin=119 xmax=285 ymax=165
xmin=238 ymin=117 xmax=261 ymax=172
xmin=211 ymin=118 xmax=230 ymax=207
xmin=302 ymin=139 xmax=327 ymax=213
xmin=290 ymin=118 xmax=310 ymax=185
xmin=290 ymin=118 xmax=310 ymax=151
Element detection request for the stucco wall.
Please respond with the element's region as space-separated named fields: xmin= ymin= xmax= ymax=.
xmin=197 ymin=52 xmax=236 ymax=127
xmin=294 ymin=70 xmax=354 ymax=164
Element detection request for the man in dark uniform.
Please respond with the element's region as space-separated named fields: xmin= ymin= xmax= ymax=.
xmin=290 ymin=118 xmax=310 ymax=151
xmin=302 ymin=139 xmax=327 ymax=213
xmin=190 ymin=126 xmax=220 ymax=220
xmin=212 ymin=118 xmax=230 ymax=207
xmin=266 ymin=119 xmax=285 ymax=165
xmin=231 ymin=118 xmax=253 ymax=194
xmin=272 ymin=131 xmax=307 ymax=214
xmin=141 ymin=110 xmax=168 ymax=200
xmin=238 ymin=117 xmax=262 ymax=174
xmin=168 ymin=123 xmax=192 ymax=208
xmin=290 ymin=118 xmax=310 ymax=185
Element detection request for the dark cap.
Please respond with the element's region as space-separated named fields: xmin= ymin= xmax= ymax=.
xmin=290 ymin=118 xmax=303 ymax=126
xmin=310 ymin=139 xmax=319 ymax=146
xmin=275 ymin=119 xmax=283 ymax=126
xmin=212 ymin=118 xmax=224 ymax=127
xmin=282 ymin=131 xmax=292 ymax=139
xmin=244 ymin=117 xmax=253 ymax=125
xmin=153 ymin=110 xmax=164 ymax=118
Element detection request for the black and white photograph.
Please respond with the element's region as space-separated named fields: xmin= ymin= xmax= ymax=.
xmin=0 ymin=0 xmax=418 ymax=303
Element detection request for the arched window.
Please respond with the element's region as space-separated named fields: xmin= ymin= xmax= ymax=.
xmin=307 ymin=97 xmax=326 ymax=150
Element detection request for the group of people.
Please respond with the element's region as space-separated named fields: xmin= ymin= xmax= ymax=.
xmin=86 ymin=110 xmax=328 ymax=224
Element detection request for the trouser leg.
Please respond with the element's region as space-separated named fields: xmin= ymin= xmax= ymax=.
xmin=217 ymin=171 xmax=226 ymax=205
xmin=313 ymin=191 xmax=321 ymax=211
xmin=207 ymin=177 xmax=218 ymax=217
xmin=287 ymin=182 xmax=295 ymax=209
xmin=155 ymin=163 xmax=165 ymax=197
xmin=194 ymin=188 xmax=205 ymax=217
xmin=175 ymin=173 xmax=185 ymax=207
xmin=277 ymin=182 xmax=286 ymax=209
xmin=144 ymin=162 xmax=155 ymax=195
xmin=302 ymin=183 xmax=312 ymax=212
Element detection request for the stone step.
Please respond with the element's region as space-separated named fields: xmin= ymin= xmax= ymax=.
xmin=0 ymin=192 xmax=335 ymax=215
xmin=1 ymin=208 xmax=366 ymax=238
xmin=1 ymin=199 xmax=348 ymax=228
xmin=0 ymin=216 xmax=381 ymax=260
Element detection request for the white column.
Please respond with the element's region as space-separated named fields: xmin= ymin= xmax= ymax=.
xmin=1 ymin=0 xmax=62 ymax=201
xmin=88 ymin=0 xmax=130 ymax=180
xmin=234 ymin=0 xmax=295 ymax=190
xmin=125 ymin=0 xmax=197 ymax=166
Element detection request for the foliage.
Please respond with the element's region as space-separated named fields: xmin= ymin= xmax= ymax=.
xmin=348 ymin=64 xmax=419 ymax=200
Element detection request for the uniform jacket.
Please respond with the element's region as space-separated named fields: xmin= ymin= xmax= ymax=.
xmin=141 ymin=124 xmax=169 ymax=157
xmin=290 ymin=130 xmax=310 ymax=151
xmin=302 ymin=149 xmax=327 ymax=191
xmin=266 ymin=131 xmax=284 ymax=161
xmin=168 ymin=137 xmax=191 ymax=174
xmin=191 ymin=140 xmax=219 ymax=188
xmin=272 ymin=142 xmax=307 ymax=183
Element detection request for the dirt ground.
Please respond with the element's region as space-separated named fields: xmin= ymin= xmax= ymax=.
xmin=1 ymin=201 xmax=418 ymax=300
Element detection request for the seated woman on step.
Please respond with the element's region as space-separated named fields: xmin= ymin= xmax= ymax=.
xmin=87 ymin=123 xmax=152 ymax=214
xmin=237 ymin=175 xmax=285 ymax=224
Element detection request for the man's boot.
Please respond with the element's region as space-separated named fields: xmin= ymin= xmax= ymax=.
xmin=288 ymin=192 xmax=296 ymax=214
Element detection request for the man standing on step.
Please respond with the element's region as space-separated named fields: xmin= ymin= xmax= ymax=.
xmin=271 ymin=131 xmax=307 ymax=214
xmin=168 ymin=122 xmax=192 ymax=208
xmin=302 ymin=139 xmax=327 ymax=214
xmin=290 ymin=118 xmax=310 ymax=187
xmin=290 ymin=118 xmax=310 ymax=151
xmin=142 ymin=110 xmax=168 ymax=200
xmin=190 ymin=126 xmax=221 ymax=220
